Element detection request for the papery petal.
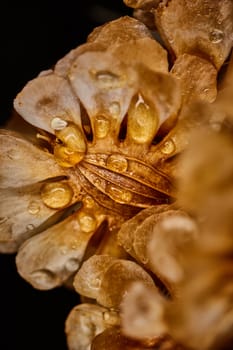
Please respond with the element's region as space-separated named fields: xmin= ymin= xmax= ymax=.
xmin=74 ymin=255 xmax=155 ymax=309
xmin=123 ymin=67 xmax=181 ymax=147
xmin=110 ymin=37 xmax=168 ymax=74
xmin=155 ymin=0 xmax=233 ymax=69
xmin=117 ymin=205 xmax=170 ymax=259
xmin=171 ymin=54 xmax=217 ymax=104
xmin=97 ymin=259 xmax=155 ymax=308
xmin=0 ymin=184 xmax=57 ymax=253
xmin=55 ymin=42 xmax=106 ymax=78
xmin=69 ymin=50 xmax=137 ymax=140
xmin=73 ymin=255 xmax=117 ymax=299
xmin=0 ymin=130 xmax=65 ymax=188
xmin=16 ymin=209 xmax=105 ymax=290
xmin=87 ymin=16 xmax=153 ymax=45
xmin=14 ymin=73 xmax=81 ymax=134
xmin=65 ymin=303 xmax=119 ymax=350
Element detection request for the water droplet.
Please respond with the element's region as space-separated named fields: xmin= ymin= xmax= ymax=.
xmin=28 ymin=201 xmax=40 ymax=215
xmin=107 ymin=184 xmax=132 ymax=203
xmin=51 ymin=117 xmax=68 ymax=130
xmin=109 ymin=102 xmax=121 ymax=116
xmin=161 ymin=139 xmax=176 ymax=155
xmin=27 ymin=224 xmax=35 ymax=231
xmin=65 ymin=258 xmax=80 ymax=272
xmin=94 ymin=115 xmax=110 ymax=139
xmin=0 ymin=217 xmax=8 ymax=224
xmin=78 ymin=212 xmax=97 ymax=233
xmin=41 ymin=182 xmax=73 ymax=209
xmin=107 ymin=154 xmax=128 ymax=172
xmin=95 ymin=71 xmax=120 ymax=88
xmin=209 ymin=29 xmax=224 ymax=44
xmin=93 ymin=177 xmax=102 ymax=187
xmin=127 ymin=94 xmax=159 ymax=144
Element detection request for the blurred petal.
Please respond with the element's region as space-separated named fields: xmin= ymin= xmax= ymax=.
xmin=16 ymin=209 xmax=105 ymax=290
xmin=66 ymin=303 xmax=119 ymax=350
xmin=0 ymin=130 xmax=65 ymax=188
xmin=14 ymin=73 xmax=82 ymax=133
xmin=121 ymin=281 xmax=167 ymax=340
xmin=155 ymin=0 xmax=233 ymax=69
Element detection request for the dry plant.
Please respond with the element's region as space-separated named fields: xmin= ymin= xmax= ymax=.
xmin=0 ymin=1 xmax=233 ymax=349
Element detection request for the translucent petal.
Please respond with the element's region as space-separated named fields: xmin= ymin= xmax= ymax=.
xmin=0 ymin=130 xmax=65 ymax=188
xmin=14 ymin=73 xmax=81 ymax=133
xmin=55 ymin=42 xmax=106 ymax=78
xmin=73 ymin=255 xmax=117 ymax=299
xmin=69 ymin=50 xmax=137 ymax=139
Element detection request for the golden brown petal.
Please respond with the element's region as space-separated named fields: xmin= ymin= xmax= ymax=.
xmin=0 ymin=130 xmax=65 ymax=188
xmin=74 ymin=255 xmax=156 ymax=309
xmin=87 ymin=16 xmax=153 ymax=45
xmin=124 ymin=0 xmax=160 ymax=10
xmin=14 ymin=73 xmax=82 ymax=133
xmin=110 ymin=37 xmax=168 ymax=74
xmin=65 ymin=303 xmax=119 ymax=350
xmin=97 ymin=259 xmax=155 ymax=308
xmin=16 ymin=210 xmax=106 ymax=290
xmin=69 ymin=50 xmax=137 ymax=141
xmin=171 ymin=54 xmax=217 ymax=104
xmin=155 ymin=0 xmax=233 ymax=69
xmin=117 ymin=205 xmax=170 ymax=260
xmin=0 ymin=184 xmax=57 ymax=253
xmin=73 ymin=255 xmax=117 ymax=299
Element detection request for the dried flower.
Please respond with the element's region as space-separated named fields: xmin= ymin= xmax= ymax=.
xmin=0 ymin=1 xmax=233 ymax=349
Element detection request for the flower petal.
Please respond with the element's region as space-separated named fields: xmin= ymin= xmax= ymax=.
xmin=110 ymin=37 xmax=168 ymax=74
xmin=0 ymin=130 xmax=65 ymax=188
xmin=55 ymin=42 xmax=106 ymax=78
xmin=171 ymin=54 xmax=217 ymax=104
xmin=87 ymin=16 xmax=153 ymax=45
xmin=65 ymin=303 xmax=119 ymax=350
xmin=155 ymin=0 xmax=233 ymax=69
xmin=0 ymin=184 xmax=57 ymax=253
xmin=16 ymin=209 xmax=105 ymax=290
xmin=69 ymin=50 xmax=137 ymax=140
xmin=14 ymin=73 xmax=81 ymax=133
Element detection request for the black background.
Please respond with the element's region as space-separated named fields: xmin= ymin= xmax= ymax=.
xmin=0 ymin=2 xmax=130 ymax=349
